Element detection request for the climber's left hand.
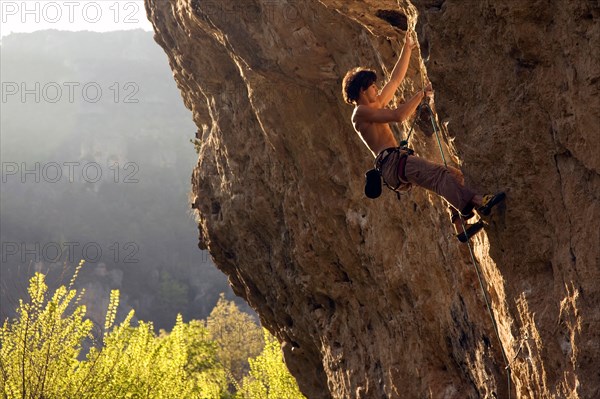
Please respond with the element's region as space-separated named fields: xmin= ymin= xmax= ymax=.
xmin=405 ymin=30 xmax=418 ymax=50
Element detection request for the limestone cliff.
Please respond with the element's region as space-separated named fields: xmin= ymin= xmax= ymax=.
xmin=145 ymin=1 xmax=599 ymax=397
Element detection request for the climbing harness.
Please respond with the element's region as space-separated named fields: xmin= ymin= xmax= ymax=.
xmin=368 ymin=100 xmax=422 ymax=201
xmin=420 ymin=101 xmax=513 ymax=399
xmin=365 ymin=146 xmax=414 ymax=200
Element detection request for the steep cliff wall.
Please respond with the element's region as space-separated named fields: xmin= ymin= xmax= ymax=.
xmin=145 ymin=1 xmax=599 ymax=398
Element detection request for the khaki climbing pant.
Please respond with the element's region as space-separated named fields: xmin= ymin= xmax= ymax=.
xmin=377 ymin=150 xmax=476 ymax=212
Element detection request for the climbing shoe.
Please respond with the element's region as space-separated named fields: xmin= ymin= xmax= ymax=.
xmin=456 ymin=220 xmax=485 ymax=243
xmin=477 ymin=192 xmax=506 ymax=216
xmin=451 ymin=210 xmax=475 ymax=222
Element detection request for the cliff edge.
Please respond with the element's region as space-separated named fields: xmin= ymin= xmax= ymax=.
xmin=145 ymin=1 xmax=599 ymax=397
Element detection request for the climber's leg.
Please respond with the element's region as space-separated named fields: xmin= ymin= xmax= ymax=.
xmin=448 ymin=206 xmax=484 ymax=243
xmin=404 ymin=156 xmax=476 ymax=212
xmin=447 ymin=165 xmax=465 ymax=186
xmin=448 ymin=206 xmax=474 ymax=230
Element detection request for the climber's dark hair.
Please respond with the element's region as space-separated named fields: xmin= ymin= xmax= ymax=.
xmin=342 ymin=67 xmax=377 ymax=105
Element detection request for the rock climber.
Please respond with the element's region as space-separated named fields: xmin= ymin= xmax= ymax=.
xmin=342 ymin=30 xmax=505 ymax=242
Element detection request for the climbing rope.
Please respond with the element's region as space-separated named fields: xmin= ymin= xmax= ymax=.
xmin=399 ymin=102 xmax=421 ymax=149
xmin=395 ymin=13 xmax=514 ymax=393
xmin=458 ymin=215 xmax=512 ymax=399
xmin=414 ymin=102 xmax=513 ymax=399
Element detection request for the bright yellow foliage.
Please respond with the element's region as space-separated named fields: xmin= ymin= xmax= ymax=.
xmin=0 ymin=267 xmax=305 ymax=399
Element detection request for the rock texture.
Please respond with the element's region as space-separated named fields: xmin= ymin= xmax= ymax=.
xmin=145 ymin=1 xmax=599 ymax=397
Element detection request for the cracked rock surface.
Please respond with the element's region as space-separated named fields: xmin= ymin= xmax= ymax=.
xmin=145 ymin=0 xmax=599 ymax=397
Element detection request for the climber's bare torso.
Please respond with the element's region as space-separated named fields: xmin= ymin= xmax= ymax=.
xmin=348 ymin=32 xmax=426 ymax=157
xmin=351 ymin=86 xmax=399 ymax=157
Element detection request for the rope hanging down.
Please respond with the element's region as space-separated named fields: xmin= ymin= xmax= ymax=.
xmin=409 ymin=102 xmax=513 ymax=399
xmin=398 ymin=9 xmax=513 ymax=393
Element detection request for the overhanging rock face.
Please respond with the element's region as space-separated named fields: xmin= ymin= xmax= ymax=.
xmin=145 ymin=1 xmax=599 ymax=397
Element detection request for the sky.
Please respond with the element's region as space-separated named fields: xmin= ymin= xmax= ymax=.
xmin=0 ymin=0 xmax=153 ymax=37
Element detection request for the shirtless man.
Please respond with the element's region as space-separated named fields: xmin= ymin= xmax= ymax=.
xmin=342 ymin=31 xmax=505 ymax=242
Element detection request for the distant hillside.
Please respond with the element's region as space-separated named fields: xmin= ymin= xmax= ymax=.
xmin=0 ymin=29 xmax=247 ymax=330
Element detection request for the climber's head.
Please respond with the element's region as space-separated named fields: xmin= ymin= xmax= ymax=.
xmin=342 ymin=67 xmax=377 ymax=105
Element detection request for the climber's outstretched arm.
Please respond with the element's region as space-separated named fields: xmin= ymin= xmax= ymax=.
xmin=355 ymin=89 xmax=425 ymax=124
xmin=354 ymin=105 xmax=401 ymax=124
xmin=377 ymin=31 xmax=417 ymax=107
xmin=394 ymin=89 xmax=425 ymax=121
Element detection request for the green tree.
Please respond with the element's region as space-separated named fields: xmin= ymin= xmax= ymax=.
xmin=170 ymin=319 xmax=230 ymax=399
xmin=206 ymin=294 xmax=263 ymax=385
xmin=240 ymin=329 xmax=306 ymax=399
xmin=0 ymin=268 xmax=93 ymax=399
xmin=157 ymin=270 xmax=190 ymax=317
xmin=0 ymin=268 xmax=228 ymax=398
xmin=0 ymin=265 xmax=303 ymax=399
